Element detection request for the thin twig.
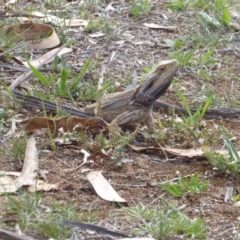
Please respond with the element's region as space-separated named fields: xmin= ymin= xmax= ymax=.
xmin=0 ymin=42 xmax=28 ymax=57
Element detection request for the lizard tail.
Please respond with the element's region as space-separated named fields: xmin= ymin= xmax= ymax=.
xmin=13 ymin=90 xmax=94 ymax=119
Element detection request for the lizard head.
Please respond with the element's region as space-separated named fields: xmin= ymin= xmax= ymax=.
xmin=135 ymin=59 xmax=178 ymax=106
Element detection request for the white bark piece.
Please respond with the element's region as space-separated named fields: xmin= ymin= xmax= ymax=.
xmin=15 ymin=137 xmax=38 ymax=188
xmin=87 ymin=171 xmax=127 ymax=202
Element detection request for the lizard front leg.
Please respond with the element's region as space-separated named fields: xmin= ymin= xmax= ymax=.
xmin=107 ymin=110 xmax=140 ymax=136
xmin=108 ymin=108 xmax=155 ymax=135
xmin=145 ymin=113 xmax=156 ymax=134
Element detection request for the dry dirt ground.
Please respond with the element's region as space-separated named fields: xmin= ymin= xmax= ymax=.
xmin=1 ymin=0 xmax=240 ymax=239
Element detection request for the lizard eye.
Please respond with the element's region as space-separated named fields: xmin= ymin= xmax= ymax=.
xmin=159 ymin=67 xmax=165 ymax=72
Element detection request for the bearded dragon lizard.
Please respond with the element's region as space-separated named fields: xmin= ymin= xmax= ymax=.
xmin=85 ymin=59 xmax=178 ymax=133
xmin=13 ymin=59 xmax=178 ymax=133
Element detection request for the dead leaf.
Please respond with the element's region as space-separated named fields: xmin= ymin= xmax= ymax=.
xmin=0 ymin=172 xmax=20 ymax=177
xmin=15 ymin=224 xmax=23 ymax=237
xmin=163 ymin=147 xmax=204 ymax=158
xmin=233 ymin=201 xmax=240 ymax=207
xmin=129 ymin=144 xmax=161 ymax=152
xmin=81 ymin=168 xmax=92 ymax=174
xmin=19 ymin=117 xmax=56 ymax=131
xmin=130 ymin=144 xmax=204 ymax=158
xmin=143 ymin=23 xmax=178 ymax=31
xmin=0 ymin=138 xmax=58 ymax=194
xmin=105 ymin=3 xmax=115 ymax=11
xmin=32 ymin=12 xmax=88 ymax=27
xmin=3 ymin=23 xmax=60 ymax=50
xmin=39 ymin=170 xmax=48 ymax=180
xmin=18 ymin=11 xmax=88 ymax=26
xmin=19 ymin=116 xmax=103 ymax=132
xmin=89 ymin=32 xmax=105 ymax=38
xmin=89 ymin=151 xmax=110 ymax=161
xmin=64 ymin=19 xmax=88 ymax=27
xmin=0 ymin=137 xmax=38 ymax=194
xmin=87 ymin=171 xmax=127 ymax=202
xmin=5 ymin=0 xmax=17 ymax=5
xmin=30 ymin=11 xmax=45 ymax=17
xmin=129 ymin=145 xmax=236 ymax=159
xmin=0 ymin=175 xmax=18 ymax=193
xmin=28 ymin=179 xmax=59 ymax=192
xmin=23 ymin=47 xmax=72 ymax=68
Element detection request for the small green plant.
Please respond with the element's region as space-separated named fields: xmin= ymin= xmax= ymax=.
xmin=168 ymin=37 xmax=219 ymax=71
xmin=130 ymin=0 xmax=151 ymax=18
xmin=222 ymin=135 xmax=240 ymax=163
xmin=165 ymin=39 xmax=185 ymax=49
xmin=4 ymin=192 xmax=80 ymax=238
xmin=0 ymin=29 xmax=21 ymax=50
xmin=170 ymin=49 xmax=194 ymax=67
xmin=27 ymin=53 xmax=118 ymax=102
xmin=27 ymin=58 xmax=91 ymax=98
xmin=1 ymin=137 xmax=26 ymax=161
xmin=84 ymin=19 xmax=117 ymax=40
xmin=198 ymin=48 xmax=218 ymax=66
xmin=44 ymin=0 xmax=63 ymax=8
xmin=83 ymin=20 xmax=102 ymax=33
xmin=0 ymin=108 xmax=6 ymax=133
xmin=197 ymin=5 xmax=231 ymax=28
xmin=159 ymin=174 xmax=209 ymax=197
xmin=78 ymin=2 xmax=99 ymax=17
xmin=34 ymin=201 xmax=79 ymax=238
xmin=33 ymin=201 xmax=78 ymax=239
xmin=125 ymin=202 xmax=208 ymax=239
xmin=106 ymin=129 xmax=135 ymax=150
xmin=154 ymin=85 xmax=215 ymax=147
xmin=167 ymin=0 xmax=232 ymax=28
xmin=197 ymin=11 xmax=221 ymax=29
xmin=167 ymin=0 xmax=189 ymax=11
xmin=174 ymin=85 xmax=213 ymax=123
xmin=34 ymin=219 xmax=70 ymax=239
xmin=206 ymin=135 xmax=240 ymax=175
xmin=173 ymin=212 xmax=208 ymax=239
xmin=5 ymin=192 xmax=42 ymax=229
